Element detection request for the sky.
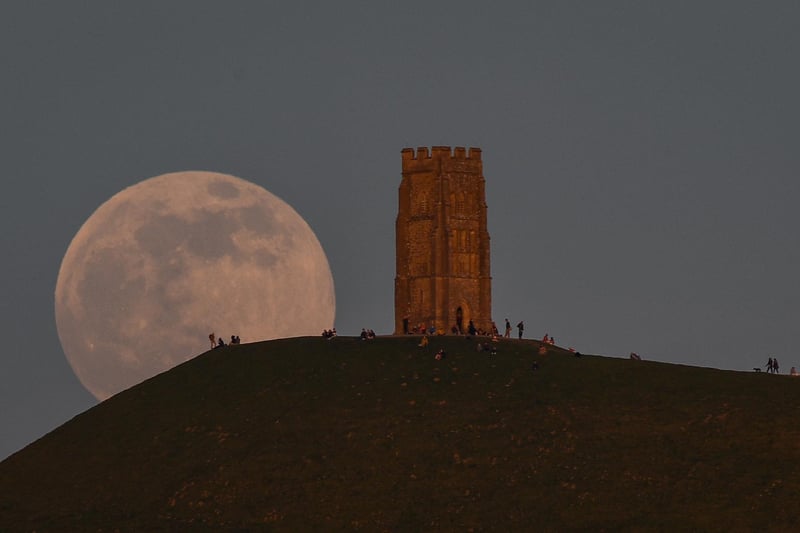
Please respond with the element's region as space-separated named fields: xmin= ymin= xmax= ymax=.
xmin=2 ymin=2 xmax=799 ymax=460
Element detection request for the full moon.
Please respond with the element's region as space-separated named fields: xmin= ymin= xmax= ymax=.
xmin=55 ymin=171 xmax=335 ymax=401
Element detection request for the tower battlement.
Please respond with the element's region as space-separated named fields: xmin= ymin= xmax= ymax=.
xmin=401 ymin=146 xmax=482 ymax=164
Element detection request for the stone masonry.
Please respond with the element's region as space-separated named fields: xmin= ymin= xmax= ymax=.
xmin=394 ymin=146 xmax=492 ymax=335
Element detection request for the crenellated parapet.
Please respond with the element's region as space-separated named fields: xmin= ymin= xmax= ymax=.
xmin=401 ymin=146 xmax=482 ymax=173
xmin=401 ymin=146 xmax=482 ymax=160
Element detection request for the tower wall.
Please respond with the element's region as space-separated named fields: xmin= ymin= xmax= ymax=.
xmin=395 ymin=146 xmax=492 ymax=335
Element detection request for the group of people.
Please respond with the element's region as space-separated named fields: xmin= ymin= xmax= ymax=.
xmin=401 ymin=316 xmax=535 ymax=342
xmin=447 ymin=320 xmax=497 ymax=337
xmin=405 ymin=320 xmax=436 ymax=335
xmin=205 ymin=320 xmax=565 ymax=363
xmin=756 ymin=357 xmax=797 ymax=374
xmin=208 ymin=333 xmax=240 ymax=349
xmin=766 ymin=357 xmax=781 ymax=373
xmin=216 ymin=328 xmax=797 ymax=376
xmin=503 ymin=318 xmax=525 ymax=339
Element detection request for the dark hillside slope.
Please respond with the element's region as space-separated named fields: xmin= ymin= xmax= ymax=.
xmin=2 ymin=336 xmax=800 ymax=531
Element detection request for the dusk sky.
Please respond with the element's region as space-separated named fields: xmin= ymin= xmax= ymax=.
xmin=3 ymin=2 xmax=799 ymax=459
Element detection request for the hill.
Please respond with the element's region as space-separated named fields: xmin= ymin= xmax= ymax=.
xmin=2 ymin=336 xmax=800 ymax=531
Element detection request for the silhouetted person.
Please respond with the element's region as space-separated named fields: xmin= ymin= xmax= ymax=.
xmin=517 ymin=321 xmax=524 ymax=339
xmin=468 ymin=320 xmax=477 ymax=336
xmin=216 ymin=338 xmax=225 ymax=348
xmin=767 ymin=357 xmax=774 ymax=373
xmin=504 ymin=318 xmax=511 ymax=338
xmin=774 ymin=358 xmax=780 ymax=374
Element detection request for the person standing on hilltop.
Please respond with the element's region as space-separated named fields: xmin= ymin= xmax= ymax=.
xmin=209 ymin=333 xmax=215 ymax=349
xmin=504 ymin=318 xmax=512 ymax=338
xmin=517 ymin=321 xmax=524 ymax=339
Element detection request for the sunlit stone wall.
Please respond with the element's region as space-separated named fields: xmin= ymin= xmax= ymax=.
xmin=394 ymin=146 xmax=492 ymax=335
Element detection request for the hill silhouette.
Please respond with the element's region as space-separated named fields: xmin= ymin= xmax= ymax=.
xmin=2 ymin=336 xmax=800 ymax=531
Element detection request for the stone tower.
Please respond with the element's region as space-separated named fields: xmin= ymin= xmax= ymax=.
xmin=394 ymin=146 xmax=492 ymax=335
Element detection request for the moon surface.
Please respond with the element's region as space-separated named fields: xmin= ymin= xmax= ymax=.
xmin=55 ymin=171 xmax=335 ymax=401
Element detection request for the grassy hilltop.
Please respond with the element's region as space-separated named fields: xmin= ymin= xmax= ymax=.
xmin=2 ymin=336 xmax=800 ymax=531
